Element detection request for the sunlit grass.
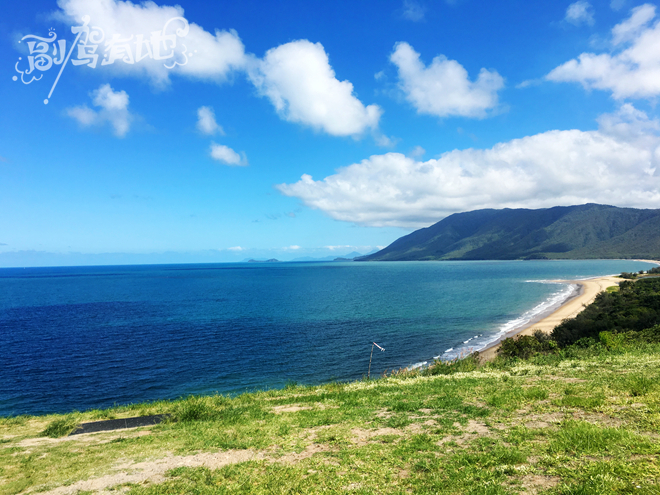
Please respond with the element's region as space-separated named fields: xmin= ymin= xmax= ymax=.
xmin=1 ymin=345 xmax=659 ymax=495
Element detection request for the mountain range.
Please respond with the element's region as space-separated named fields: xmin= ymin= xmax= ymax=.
xmin=359 ymin=204 xmax=660 ymax=261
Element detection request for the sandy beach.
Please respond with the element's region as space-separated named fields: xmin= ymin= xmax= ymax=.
xmin=477 ymin=259 xmax=660 ymax=362
xmin=477 ymin=275 xmax=622 ymax=363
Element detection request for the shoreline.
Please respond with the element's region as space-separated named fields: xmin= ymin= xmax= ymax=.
xmin=476 ymin=259 xmax=660 ymax=363
xmin=477 ymin=275 xmax=622 ymax=363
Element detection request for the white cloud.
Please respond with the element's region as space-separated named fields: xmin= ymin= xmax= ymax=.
xmin=374 ymin=133 xmax=399 ymax=148
xmin=66 ymin=84 xmax=132 ymax=137
xmin=565 ymin=1 xmax=595 ymax=26
xmin=277 ymin=105 xmax=660 ymax=228
xmin=209 ymin=142 xmax=247 ymax=166
xmin=56 ymin=0 xmax=246 ymax=86
xmin=197 ymin=106 xmax=224 ymax=135
xmin=547 ymin=4 xmax=660 ymax=99
xmin=390 ymin=42 xmax=504 ymax=118
xmin=611 ymin=3 xmax=655 ymax=45
xmin=402 ymin=0 xmax=425 ymax=22
xmin=249 ymin=40 xmax=382 ymax=137
xmin=227 ymin=246 xmax=244 ymax=251
xmin=325 ymin=245 xmax=353 ymax=251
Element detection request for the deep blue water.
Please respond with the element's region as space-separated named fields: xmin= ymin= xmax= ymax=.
xmin=0 ymin=259 xmax=654 ymax=416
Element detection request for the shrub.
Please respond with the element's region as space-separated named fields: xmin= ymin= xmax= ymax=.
xmin=497 ymin=331 xmax=557 ymax=359
xmin=598 ymin=331 xmax=626 ymax=351
xmin=41 ymin=416 xmax=79 ymax=438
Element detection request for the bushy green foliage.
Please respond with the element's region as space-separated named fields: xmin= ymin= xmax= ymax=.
xmin=619 ymin=271 xmax=638 ymax=279
xmin=497 ymin=330 xmax=557 ymax=359
xmin=552 ymin=278 xmax=660 ymax=346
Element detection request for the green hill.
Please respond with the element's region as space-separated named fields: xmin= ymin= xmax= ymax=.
xmin=360 ymin=204 xmax=660 ymax=261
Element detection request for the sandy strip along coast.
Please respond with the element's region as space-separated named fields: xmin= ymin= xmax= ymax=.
xmin=477 ymin=259 xmax=660 ymax=363
xmin=477 ymin=275 xmax=623 ymax=363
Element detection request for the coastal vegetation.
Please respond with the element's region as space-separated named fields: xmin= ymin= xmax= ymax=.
xmin=360 ymin=204 xmax=660 ymax=261
xmin=2 ymin=278 xmax=660 ymax=494
xmin=498 ymin=277 xmax=660 ymax=357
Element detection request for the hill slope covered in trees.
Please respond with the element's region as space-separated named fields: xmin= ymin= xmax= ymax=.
xmin=360 ymin=204 xmax=660 ymax=261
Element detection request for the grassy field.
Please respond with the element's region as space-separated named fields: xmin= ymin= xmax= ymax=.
xmin=1 ymin=342 xmax=659 ymax=495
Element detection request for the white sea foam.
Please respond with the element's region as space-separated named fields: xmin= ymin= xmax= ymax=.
xmin=479 ymin=282 xmax=578 ymax=350
xmin=439 ymin=281 xmax=578 ymax=361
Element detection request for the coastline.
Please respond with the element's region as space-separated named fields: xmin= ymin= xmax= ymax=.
xmin=477 ymin=275 xmax=623 ymax=363
xmin=476 ymin=259 xmax=660 ymax=363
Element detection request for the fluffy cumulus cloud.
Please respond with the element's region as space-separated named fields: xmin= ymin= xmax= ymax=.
xmin=56 ymin=0 xmax=246 ymax=86
xmin=210 ymin=143 xmax=247 ymax=166
xmin=197 ymin=106 xmax=224 ymax=135
xmin=390 ymin=42 xmax=504 ymax=118
xmin=547 ymin=4 xmax=660 ymax=99
xmin=565 ymin=1 xmax=595 ymax=26
xmin=249 ymin=40 xmax=382 ymax=137
xmin=67 ymin=84 xmax=133 ymax=137
xmin=277 ymin=105 xmax=660 ymax=228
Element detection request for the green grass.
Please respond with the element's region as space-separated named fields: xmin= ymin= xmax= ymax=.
xmin=1 ymin=346 xmax=659 ymax=495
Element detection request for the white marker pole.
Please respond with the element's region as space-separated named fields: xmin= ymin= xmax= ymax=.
xmin=368 ymin=342 xmax=385 ymax=379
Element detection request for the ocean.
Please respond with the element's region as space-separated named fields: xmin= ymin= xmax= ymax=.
xmin=0 ymin=259 xmax=653 ymax=416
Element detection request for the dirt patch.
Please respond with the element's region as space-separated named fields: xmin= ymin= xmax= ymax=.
xmin=351 ymin=427 xmax=403 ymax=446
xmin=271 ymin=405 xmax=313 ymax=414
xmin=464 ymin=420 xmax=490 ymax=435
xmin=404 ymin=420 xmax=437 ymax=434
xmin=270 ymin=443 xmax=332 ymax=464
xmin=17 ymin=429 xmax=152 ymax=448
xmin=437 ymin=420 xmax=492 ymax=446
xmin=271 ymin=403 xmax=339 ymax=414
xmin=519 ymin=475 xmax=561 ymax=494
xmin=299 ymin=425 xmax=335 ymax=442
xmin=521 ymin=412 xmax=564 ymax=429
xmin=37 ymin=450 xmax=260 ymax=495
xmin=570 ymin=412 xmax=624 ymax=427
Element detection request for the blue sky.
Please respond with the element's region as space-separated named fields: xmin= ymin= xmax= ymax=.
xmin=1 ymin=0 xmax=660 ymax=266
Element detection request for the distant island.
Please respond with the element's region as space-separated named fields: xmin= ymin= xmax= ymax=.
xmin=247 ymin=258 xmax=280 ymax=263
xmin=359 ymin=204 xmax=660 ymax=261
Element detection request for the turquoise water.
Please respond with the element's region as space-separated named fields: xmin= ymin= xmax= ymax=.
xmin=0 ymin=259 xmax=654 ymax=416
